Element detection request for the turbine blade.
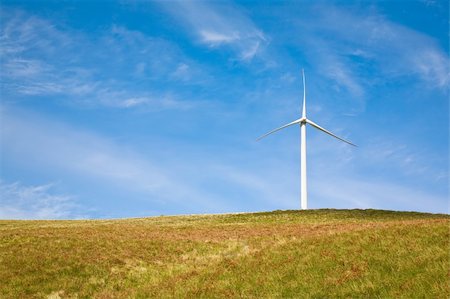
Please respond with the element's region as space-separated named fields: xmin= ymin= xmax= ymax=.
xmin=302 ymin=69 xmax=306 ymax=118
xmin=306 ymin=119 xmax=357 ymax=147
xmin=257 ymin=119 xmax=301 ymax=141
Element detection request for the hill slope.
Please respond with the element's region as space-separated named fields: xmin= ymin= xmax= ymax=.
xmin=1 ymin=209 xmax=448 ymax=298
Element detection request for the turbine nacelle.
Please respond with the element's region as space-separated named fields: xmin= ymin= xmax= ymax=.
xmin=257 ymin=116 xmax=355 ymax=147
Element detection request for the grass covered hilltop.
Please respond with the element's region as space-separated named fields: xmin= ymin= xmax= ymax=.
xmin=1 ymin=209 xmax=448 ymax=298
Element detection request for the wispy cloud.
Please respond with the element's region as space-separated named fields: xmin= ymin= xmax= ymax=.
xmin=159 ymin=1 xmax=268 ymax=61
xmin=2 ymin=58 xmax=49 ymax=77
xmin=0 ymin=10 xmax=71 ymax=56
xmin=299 ymin=5 xmax=449 ymax=94
xmin=0 ymin=10 xmax=208 ymax=110
xmin=2 ymin=109 xmax=170 ymax=194
xmin=200 ymin=30 xmax=240 ymax=45
xmin=359 ymin=137 xmax=448 ymax=182
xmin=0 ymin=181 xmax=86 ymax=219
xmin=0 ymin=108 xmax=234 ymax=215
xmin=311 ymin=43 xmax=365 ymax=98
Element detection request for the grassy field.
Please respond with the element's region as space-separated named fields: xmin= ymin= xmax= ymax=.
xmin=0 ymin=209 xmax=448 ymax=298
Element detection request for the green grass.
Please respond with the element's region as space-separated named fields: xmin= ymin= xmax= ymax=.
xmin=0 ymin=209 xmax=448 ymax=298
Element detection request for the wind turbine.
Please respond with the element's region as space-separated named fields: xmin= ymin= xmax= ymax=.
xmin=257 ymin=70 xmax=356 ymax=210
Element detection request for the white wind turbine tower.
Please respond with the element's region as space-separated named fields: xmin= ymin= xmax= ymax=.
xmin=257 ymin=70 xmax=356 ymax=210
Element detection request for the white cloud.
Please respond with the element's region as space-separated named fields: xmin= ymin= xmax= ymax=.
xmin=3 ymin=58 xmax=49 ymax=77
xmin=0 ymin=11 xmax=208 ymax=109
xmin=0 ymin=11 xmax=71 ymax=56
xmin=1 ymin=110 xmax=163 ymax=193
xmin=95 ymin=91 xmax=194 ymax=110
xmin=170 ymin=63 xmax=192 ymax=81
xmin=313 ymin=6 xmax=449 ymax=89
xmin=159 ymin=1 xmax=267 ymax=61
xmin=282 ymin=5 xmax=449 ymax=107
xmin=241 ymin=40 xmax=261 ymax=61
xmin=0 ymin=108 xmax=229 ymax=213
xmin=323 ymin=56 xmax=364 ymax=97
xmin=119 ymin=97 xmax=149 ymax=108
xmin=0 ymin=181 xmax=85 ymax=219
xmin=107 ymin=25 xmax=208 ymax=83
xmin=411 ymin=48 xmax=449 ymax=88
xmin=200 ymin=30 xmax=239 ymax=45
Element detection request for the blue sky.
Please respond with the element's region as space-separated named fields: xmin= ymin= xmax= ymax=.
xmin=0 ymin=0 xmax=448 ymax=219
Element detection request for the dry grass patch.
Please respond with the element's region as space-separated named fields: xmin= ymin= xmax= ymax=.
xmin=0 ymin=209 xmax=448 ymax=298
